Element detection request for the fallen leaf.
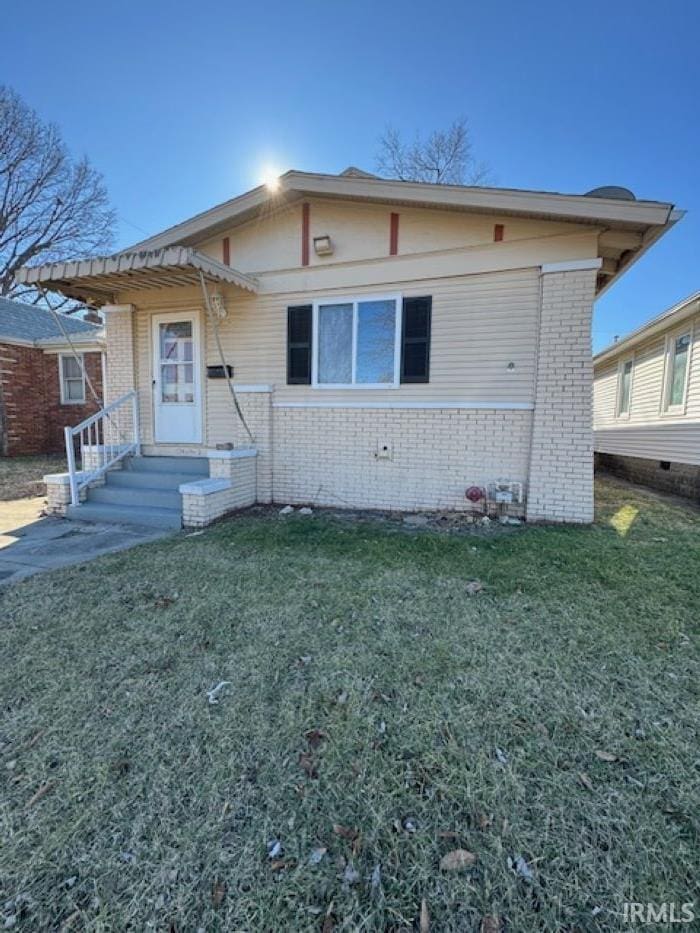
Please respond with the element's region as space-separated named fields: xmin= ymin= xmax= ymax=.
xmin=420 ymin=898 xmax=430 ymax=932
xmin=466 ymin=580 xmax=484 ymax=595
xmin=322 ymin=916 xmax=335 ymax=933
xmin=305 ymin=729 xmax=327 ymax=749
xmin=595 ymin=750 xmax=619 ymax=762
xmin=477 ymin=812 xmax=492 ymax=830
xmin=438 ymin=830 xmax=459 ymax=839
xmin=27 ymin=781 xmax=53 ymax=807
xmin=579 ymin=771 xmax=594 ymax=791
xmin=440 ymin=849 xmax=477 ymax=871
xmin=494 ymin=747 xmax=508 ymax=765
xmin=309 ymin=846 xmax=327 ymax=865
xmin=481 ymin=916 xmax=501 ymax=933
xmin=154 ymin=595 xmax=176 ymax=609
xmin=335 ymin=691 xmax=348 ymax=705
xmin=343 ymin=862 xmax=360 ymax=885
xmin=299 ymin=752 xmax=318 ymax=779
xmin=332 ymin=823 xmax=359 ymax=841
xmin=211 ymin=879 xmax=226 ymax=908
xmin=270 ymin=858 xmax=295 ymax=871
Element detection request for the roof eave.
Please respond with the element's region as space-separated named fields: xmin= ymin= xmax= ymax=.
xmin=594 ymin=287 xmax=700 ymax=365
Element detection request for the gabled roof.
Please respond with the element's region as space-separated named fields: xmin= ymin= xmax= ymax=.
xmin=594 ymin=291 xmax=700 ymax=366
xmin=124 ymin=169 xmax=679 ymax=256
xmin=0 ymin=296 xmax=100 ymax=345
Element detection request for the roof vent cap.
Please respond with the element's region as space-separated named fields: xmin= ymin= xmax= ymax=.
xmin=584 ymin=185 xmax=636 ymax=201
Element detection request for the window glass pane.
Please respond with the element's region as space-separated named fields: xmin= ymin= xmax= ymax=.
xmin=318 ymin=303 xmax=352 ymax=384
xmin=160 ymin=363 xmax=194 ymax=403
xmin=356 ymin=300 xmax=396 ymax=383
xmin=65 ymin=378 xmax=84 ymax=401
xmin=160 ymin=321 xmax=192 ymax=362
xmin=669 ymin=334 xmax=690 ymax=406
xmin=619 ymin=360 xmax=632 ymax=413
xmin=62 ymin=355 xmax=82 ymax=379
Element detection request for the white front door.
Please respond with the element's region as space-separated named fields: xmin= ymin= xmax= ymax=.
xmin=152 ymin=312 xmax=202 ymax=444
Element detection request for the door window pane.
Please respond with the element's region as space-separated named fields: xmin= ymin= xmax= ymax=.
xmin=669 ymin=334 xmax=690 ymax=407
xmin=159 ymin=322 xmax=194 ymax=402
xmin=318 ymin=303 xmax=352 ymax=384
xmin=160 ymin=321 xmax=192 ymax=363
xmin=356 ymin=300 xmax=395 ymax=383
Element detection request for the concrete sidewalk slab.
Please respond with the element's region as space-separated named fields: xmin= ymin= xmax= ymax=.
xmin=0 ymin=497 xmax=172 ymax=586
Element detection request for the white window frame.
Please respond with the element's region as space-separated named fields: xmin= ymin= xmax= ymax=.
xmin=661 ymin=325 xmax=693 ymax=415
xmin=59 ymin=352 xmax=86 ymax=405
xmin=311 ymin=293 xmax=402 ymax=389
xmin=615 ymin=354 xmax=634 ymax=419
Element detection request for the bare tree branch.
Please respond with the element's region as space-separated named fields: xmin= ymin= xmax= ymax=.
xmin=376 ymin=119 xmax=491 ymax=186
xmin=0 ymin=85 xmax=116 ymax=305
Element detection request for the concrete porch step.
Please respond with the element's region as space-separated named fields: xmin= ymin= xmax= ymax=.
xmin=106 ymin=470 xmax=198 ymax=491
xmin=125 ymin=456 xmax=209 ymax=475
xmin=89 ymin=485 xmax=182 ymax=510
xmin=66 ymin=501 xmax=182 ymax=530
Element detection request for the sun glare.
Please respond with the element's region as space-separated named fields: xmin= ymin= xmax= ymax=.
xmin=261 ymin=166 xmax=281 ymax=192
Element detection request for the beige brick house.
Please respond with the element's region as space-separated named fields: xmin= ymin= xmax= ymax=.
xmin=17 ymin=170 xmax=681 ymax=528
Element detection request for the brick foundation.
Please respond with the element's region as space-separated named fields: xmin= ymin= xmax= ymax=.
xmin=596 ymin=451 xmax=700 ymax=501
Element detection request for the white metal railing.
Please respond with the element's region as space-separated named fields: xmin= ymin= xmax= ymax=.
xmin=64 ymin=390 xmax=140 ymax=508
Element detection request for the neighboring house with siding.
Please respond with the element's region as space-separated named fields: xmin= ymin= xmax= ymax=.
xmin=0 ymin=298 xmax=104 ymax=457
xmin=16 ymin=169 xmax=681 ymax=528
xmin=593 ymin=291 xmax=700 ymax=499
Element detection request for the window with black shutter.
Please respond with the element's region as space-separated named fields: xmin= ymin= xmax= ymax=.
xmin=401 ymin=296 xmax=431 ymax=383
xmin=287 ymin=304 xmax=312 ymax=384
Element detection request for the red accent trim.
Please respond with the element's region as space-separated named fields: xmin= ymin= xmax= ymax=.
xmin=222 ymin=236 xmax=230 ymax=265
xmin=494 ymin=224 xmax=504 ymax=242
xmin=301 ymin=202 xmax=310 ymax=266
xmin=389 ymin=212 xmax=399 ymax=255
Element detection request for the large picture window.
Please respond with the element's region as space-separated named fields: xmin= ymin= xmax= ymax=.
xmin=313 ymin=295 xmax=400 ymax=387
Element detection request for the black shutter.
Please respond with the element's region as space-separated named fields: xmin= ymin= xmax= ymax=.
xmin=401 ymin=296 xmax=431 ymax=383
xmin=287 ymin=304 xmax=312 ymax=384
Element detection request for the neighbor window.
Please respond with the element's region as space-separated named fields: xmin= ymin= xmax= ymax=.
xmin=59 ymin=354 xmax=86 ymax=404
xmin=313 ymin=295 xmax=400 ymax=386
xmin=663 ymin=331 xmax=691 ymax=411
xmin=617 ymin=358 xmax=633 ymax=415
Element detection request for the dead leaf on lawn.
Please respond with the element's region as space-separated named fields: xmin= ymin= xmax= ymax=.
xmin=508 ymin=854 xmax=534 ymax=883
xmin=299 ymin=752 xmax=318 ymax=779
xmin=27 ymin=780 xmax=54 ymax=807
xmin=438 ymin=830 xmax=460 ymax=839
xmin=494 ymin=747 xmax=508 ymax=765
xmin=595 ymin=750 xmax=620 ymax=763
xmin=440 ymin=849 xmax=477 ymax=871
xmin=579 ymin=771 xmax=594 ymax=791
xmin=335 ymin=691 xmax=348 ymax=705
xmin=211 ymin=879 xmax=226 ymax=908
xmin=321 ymin=915 xmax=335 ymax=933
xmin=466 ymin=580 xmax=484 ymax=596
xmin=481 ymin=916 xmax=501 ymax=933
xmin=420 ymin=898 xmax=430 ymax=932
xmin=332 ymin=823 xmax=359 ymax=841
xmin=154 ymin=595 xmax=177 ymax=609
xmin=270 ymin=858 xmax=295 ymax=871
xmin=343 ymin=862 xmax=360 ymax=885
xmin=305 ymin=729 xmax=327 ymax=749
xmin=477 ymin=812 xmax=492 ymax=830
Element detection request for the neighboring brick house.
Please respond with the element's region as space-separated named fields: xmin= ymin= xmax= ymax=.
xmin=593 ymin=291 xmax=700 ymax=500
xmin=17 ymin=170 xmax=681 ymax=528
xmin=0 ymin=297 xmax=104 ymax=457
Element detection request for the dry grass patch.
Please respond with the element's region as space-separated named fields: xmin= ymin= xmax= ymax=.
xmin=0 ymin=477 xmax=698 ymax=930
xmin=0 ymin=455 xmax=66 ymax=501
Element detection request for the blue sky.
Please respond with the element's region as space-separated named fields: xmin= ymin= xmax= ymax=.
xmin=4 ymin=0 xmax=698 ymax=350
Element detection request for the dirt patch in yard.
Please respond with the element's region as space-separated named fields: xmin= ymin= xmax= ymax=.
xmin=0 ymin=454 xmax=66 ymax=501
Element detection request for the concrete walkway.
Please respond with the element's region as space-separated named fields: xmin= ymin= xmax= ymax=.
xmin=0 ymin=497 xmax=172 ymax=586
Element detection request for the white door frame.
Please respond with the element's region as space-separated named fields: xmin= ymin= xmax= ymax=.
xmin=152 ymin=311 xmax=203 ymax=444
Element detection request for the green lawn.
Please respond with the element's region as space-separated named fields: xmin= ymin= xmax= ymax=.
xmin=1 ymin=478 xmax=698 ymax=931
xmin=0 ymin=455 xmax=66 ymax=501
